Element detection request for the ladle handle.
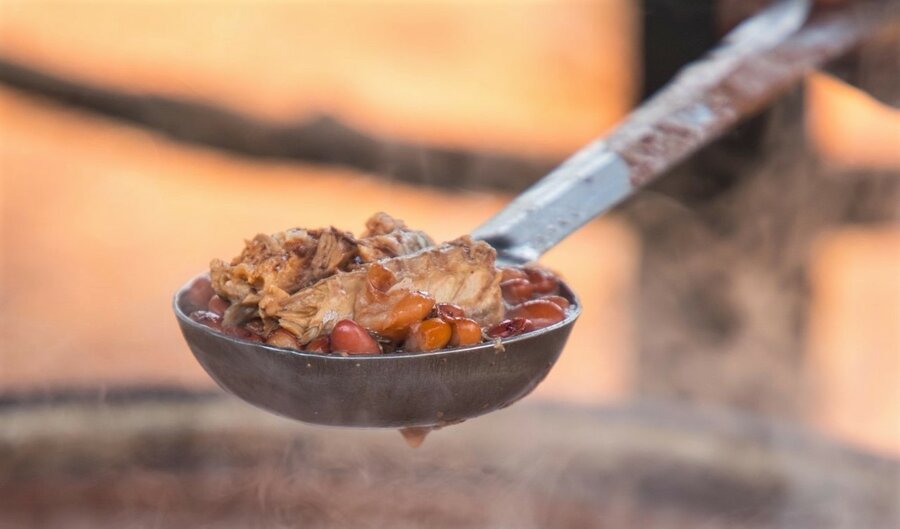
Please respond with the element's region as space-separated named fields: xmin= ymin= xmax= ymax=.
xmin=473 ymin=0 xmax=884 ymax=265
xmin=471 ymin=140 xmax=632 ymax=265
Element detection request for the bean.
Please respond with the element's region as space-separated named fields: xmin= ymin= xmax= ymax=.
xmin=434 ymin=302 xmax=465 ymax=321
xmin=524 ymin=267 xmax=559 ymax=294
xmin=501 ymin=278 xmax=533 ymax=304
xmin=540 ymin=295 xmax=570 ymax=311
xmin=191 ymin=310 xmax=263 ymax=341
xmin=367 ymin=263 xmax=397 ymax=292
xmin=207 ymin=295 xmax=229 ymax=316
xmin=500 ymin=267 xmax=528 ymax=282
xmin=506 ymin=300 xmax=565 ymax=329
xmin=266 ymin=328 xmax=301 ymax=349
xmin=222 ymin=324 xmax=264 ymax=342
xmin=331 ymin=320 xmax=381 ymax=355
xmin=405 ymin=318 xmax=452 ymax=352
xmin=486 ymin=317 xmax=535 ymax=338
xmin=185 ymin=276 xmax=215 ymax=310
xmin=449 ymin=318 xmax=482 ymax=347
xmin=305 ymin=335 xmax=332 ymax=354
xmin=380 ymin=292 xmax=435 ymax=340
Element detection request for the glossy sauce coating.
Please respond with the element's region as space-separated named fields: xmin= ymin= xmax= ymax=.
xmin=191 ymin=265 xmax=570 ymax=354
xmin=331 ymin=319 xmax=381 ymax=355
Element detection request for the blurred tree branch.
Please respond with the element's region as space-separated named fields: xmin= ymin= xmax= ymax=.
xmin=0 ymin=57 xmax=558 ymax=192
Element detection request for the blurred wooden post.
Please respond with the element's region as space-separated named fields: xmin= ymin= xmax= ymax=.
xmin=624 ymin=1 xmax=900 ymax=421
xmin=640 ymin=0 xmax=716 ymax=99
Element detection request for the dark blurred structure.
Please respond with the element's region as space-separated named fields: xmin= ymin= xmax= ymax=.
xmin=626 ymin=0 xmax=899 ymax=418
xmin=0 ymin=57 xmax=556 ymax=191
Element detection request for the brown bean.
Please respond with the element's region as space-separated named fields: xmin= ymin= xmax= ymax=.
xmin=380 ymin=292 xmax=435 ymax=341
xmin=266 ymin=328 xmax=301 ymax=349
xmin=506 ymin=300 xmax=565 ymax=329
xmin=434 ymin=302 xmax=465 ymax=321
xmin=405 ymin=318 xmax=452 ymax=352
xmin=524 ymin=267 xmax=559 ymax=294
xmin=449 ymin=318 xmax=482 ymax=347
xmin=500 ymin=267 xmax=528 ymax=282
xmin=486 ymin=317 xmax=535 ymax=338
xmin=305 ymin=335 xmax=332 ymax=354
xmin=540 ymin=295 xmax=570 ymax=311
xmin=207 ymin=295 xmax=229 ymax=316
xmin=367 ymin=263 xmax=397 ymax=292
xmin=501 ymin=278 xmax=533 ymax=304
xmin=331 ymin=320 xmax=381 ymax=355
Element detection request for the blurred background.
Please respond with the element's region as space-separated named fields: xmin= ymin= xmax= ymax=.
xmin=1 ymin=1 xmax=898 ymax=527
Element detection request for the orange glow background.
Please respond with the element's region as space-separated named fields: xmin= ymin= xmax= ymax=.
xmin=0 ymin=1 xmax=897 ymax=456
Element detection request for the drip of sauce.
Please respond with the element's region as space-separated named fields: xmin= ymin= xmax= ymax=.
xmin=398 ymin=417 xmax=468 ymax=448
xmin=399 ymin=427 xmax=432 ymax=448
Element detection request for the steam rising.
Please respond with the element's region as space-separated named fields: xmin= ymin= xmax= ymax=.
xmin=3 ymin=398 xmax=896 ymax=528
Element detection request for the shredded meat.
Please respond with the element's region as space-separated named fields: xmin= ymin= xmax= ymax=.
xmin=356 ymin=212 xmax=433 ymax=263
xmin=271 ymin=237 xmax=503 ymax=343
xmin=210 ymin=213 xmax=434 ymax=325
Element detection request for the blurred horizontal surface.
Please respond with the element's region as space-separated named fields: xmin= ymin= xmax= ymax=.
xmin=2 ymin=397 xmax=897 ymax=529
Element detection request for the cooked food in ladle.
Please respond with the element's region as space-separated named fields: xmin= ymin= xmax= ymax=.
xmin=188 ymin=213 xmax=569 ymax=354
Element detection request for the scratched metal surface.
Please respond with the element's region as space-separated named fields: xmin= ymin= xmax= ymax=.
xmin=609 ymin=0 xmax=895 ymax=186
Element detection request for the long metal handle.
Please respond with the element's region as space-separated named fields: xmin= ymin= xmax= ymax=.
xmin=473 ymin=0 xmax=889 ymax=265
xmin=471 ymin=140 xmax=632 ymax=264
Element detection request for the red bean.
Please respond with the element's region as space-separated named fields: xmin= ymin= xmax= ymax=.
xmin=449 ymin=318 xmax=482 ymax=347
xmin=486 ymin=317 xmax=535 ymax=338
xmin=305 ymin=335 xmax=332 ymax=354
xmin=405 ymin=318 xmax=452 ymax=352
xmin=191 ymin=310 xmax=263 ymax=341
xmin=185 ymin=276 xmax=215 ymax=310
xmin=500 ymin=267 xmax=528 ymax=282
xmin=266 ymin=328 xmax=301 ymax=349
xmin=434 ymin=302 xmax=465 ymax=321
xmin=540 ymin=295 xmax=570 ymax=311
xmin=207 ymin=295 xmax=229 ymax=316
xmin=501 ymin=278 xmax=533 ymax=304
xmin=507 ymin=300 xmax=565 ymax=329
xmin=331 ymin=320 xmax=381 ymax=355
xmin=524 ymin=267 xmax=559 ymax=294
xmin=222 ymin=324 xmax=264 ymax=342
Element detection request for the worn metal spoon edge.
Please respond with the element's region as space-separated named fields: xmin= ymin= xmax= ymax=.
xmin=174 ymin=274 xmax=580 ymax=428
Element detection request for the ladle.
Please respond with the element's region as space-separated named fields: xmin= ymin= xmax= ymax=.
xmin=175 ymin=0 xmax=884 ymax=427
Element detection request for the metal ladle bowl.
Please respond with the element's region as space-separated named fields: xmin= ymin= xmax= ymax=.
xmin=174 ymin=275 xmax=579 ymax=427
